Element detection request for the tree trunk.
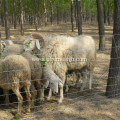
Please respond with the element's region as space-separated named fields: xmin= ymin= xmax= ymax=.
xmin=96 ymin=0 xmax=105 ymax=51
xmin=76 ymin=0 xmax=82 ymax=35
xmin=106 ymin=0 xmax=120 ymax=98
xmin=103 ymin=1 xmax=106 ymax=24
xmin=34 ymin=0 xmax=38 ymax=31
xmin=13 ymin=0 xmax=17 ymax=29
xmin=0 ymin=0 xmax=4 ymax=27
xmin=107 ymin=0 xmax=110 ymax=25
xmin=4 ymin=0 xmax=10 ymax=39
xmin=20 ymin=0 xmax=24 ymax=36
xmin=71 ymin=0 xmax=74 ymax=32
xmin=43 ymin=0 xmax=47 ymax=26
xmin=56 ymin=5 xmax=59 ymax=24
xmin=75 ymin=0 xmax=78 ymax=28
xmin=50 ymin=0 xmax=53 ymax=25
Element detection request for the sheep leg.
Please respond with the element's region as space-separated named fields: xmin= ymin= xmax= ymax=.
xmin=12 ymin=87 xmax=23 ymax=114
xmin=58 ymin=82 xmax=64 ymax=104
xmin=39 ymin=86 xmax=44 ymax=101
xmin=4 ymin=90 xmax=9 ymax=105
xmin=24 ymin=85 xmax=31 ymax=113
xmin=89 ymin=71 xmax=93 ymax=90
xmin=31 ymin=84 xmax=37 ymax=106
xmin=65 ymin=75 xmax=69 ymax=92
xmin=81 ymin=70 xmax=87 ymax=91
xmin=75 ymin=73 xmax=81 ymax=88
xmin=47 ymin=88 xmax=52 ymax=100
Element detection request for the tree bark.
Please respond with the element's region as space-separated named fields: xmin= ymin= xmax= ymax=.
xmin=56 ymin=4 xmax=59 ymax=24
xmin=34 ymin=0 xmax=38 ymax=31
xmin=13 ymin=0 xmax=17 ymax=29
xmin=43 ymin=0 xmax=47 ymax=26
xmin=76 ymin=0 xmax=82 ymax=35
xmin=20 ymin=0 xmax=24 ymax=36
xmin=106 ymin=0 xmax=120 ymax=98
xmin=103 ymin=1 xmax=106 ymax=24
xmin=50 ymin=0 xmax=53 ymax=25
xmin=0 ymin=0 xmax=4 ymax=27
xmin=4 ymin=0 xmax=10 ymax=39
xmin=71 ymin=0 xmax=74 ymax=32
xmin=96 ymin=0 xmax=105 ymax=51
xmin=107 ymin=0 xmax=110 ymax=25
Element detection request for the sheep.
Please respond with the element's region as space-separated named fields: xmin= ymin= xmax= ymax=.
xmin=0 ymin=55 xmax=31 ymax=113
xmin=1 ymin=40 xmax=45 ymax=105
xmin=0 ymin=40 xmax=14 ymax=52
xmin=24 ymin=33 xmax=96 ymax=103
xmin=4 ymin=40 xmax=14 ymax=46
xmin=0 ymin=40 xmax=6 ymax=52
xmin=22 ymin=51 xmax=45 ymax=105
xmin=1 ymin=43 xmax=24 ymax=58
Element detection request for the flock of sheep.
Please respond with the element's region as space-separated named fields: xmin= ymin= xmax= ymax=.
xmin=0 ymin=33 xmax=96 ymax=114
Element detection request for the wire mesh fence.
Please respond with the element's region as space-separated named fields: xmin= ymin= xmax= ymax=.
xmin=0 ymin=34 xmax=120 ymax=120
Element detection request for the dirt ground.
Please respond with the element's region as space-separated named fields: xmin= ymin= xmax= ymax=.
xmin=0 ymin=21 xmax=120 ymax=120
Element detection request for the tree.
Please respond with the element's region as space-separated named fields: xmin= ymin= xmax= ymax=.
xmin=106 ymin=0 xmax=120 ymax=98
xmin=96 ymin=0 xmax=105 ymax=51
xmin=107 ymin=0 xmax=110 ymax=25
xmin=13 ymin=0 xmax=17 ymax=29
xmin=71 ymin=0 xmax=74 ymax=32
xmin=4 ymin=0 xmax=10 ymax=39
xmin=20 ymin=0 xmax=24 ymax=36
xmin=76 ymin=0 xmax=82 ymax=35
xmin=50 ymin=0 xmax=53 ymax=25
xmin=43 ymin=0 xmax=47 ymax=26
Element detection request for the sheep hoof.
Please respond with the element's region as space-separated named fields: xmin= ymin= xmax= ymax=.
xmin=47 ymin=97 xmax=51 ymax=101
xmin=26 ymin=108 xmax=31 ymax=113
xmin=40 ymin=98 xmax=45 ymax=101
xmin=58 ymin=99 xmax=63 ymax=104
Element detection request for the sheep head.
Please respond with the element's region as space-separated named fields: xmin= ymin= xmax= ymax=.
xmin=23 ymin=33 xmax=45 ymax=52
xmin=44 ymin=65 xmax=63 ymax=94
xmin=1 ymin=41 xmax=6 ymax=52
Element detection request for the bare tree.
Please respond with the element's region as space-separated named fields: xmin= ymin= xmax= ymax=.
xmin=20 ymin=0 xmax=24 ymax=35
xmin=71 ymin=0 xmax=74 ymax=32
xmin=34 ymin=0 xmax=38 ymax=31
xmin=50 ymin=0 xmax=53 ymax=25
xmin=4 ymin=0 xmax=10 ymax=39
xmin=0 ymin=0 xmax=4 ymax=27
xmin=76 ymin=0 xmax=82 ymax=35
xmin=13 ymin=0 xmax=17 ymax=29
xmin=106 ymin=0 xmax=120 ymax=98
xmin=96 ymin=0 xmax=105 ymax=51
xmin=56 ymin=4 xmax=59 ymax=24
xmin=107 ymin=0 xmax=110 ymax=25
xmin=43 ymin=0 xmax=47 ymax=26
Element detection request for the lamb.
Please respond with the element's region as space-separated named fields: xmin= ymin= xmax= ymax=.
xmin=0 ymin=55 xmax=31 ymax=113
xmin=0 ymin=40 xmax=14 ymax=52
xmin=1 ymin=40 xmax=44 ymax=105
xmin=1 ymin=43 xmax=24 ymax=58
xmin=0 ymin=40 xmax=6 ymax=52
xmin=22 ymin=51 xmax=45 ymax=105
xmin=24 ymin=33 xmax=96 ymax=103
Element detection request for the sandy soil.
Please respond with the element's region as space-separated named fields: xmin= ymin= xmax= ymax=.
xmin=0 ymin=21 xmax=119 ymax=120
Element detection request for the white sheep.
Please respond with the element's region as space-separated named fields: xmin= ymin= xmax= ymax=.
xmin=1 ymin=44 xmax=24 ymax=58
xmin=24 ymin=33 xmax=96 ymax=103
xmin=22 ymin=51 xmax=45 ymax=105
xmin=0 ymin=55 xmax=31 ymax=113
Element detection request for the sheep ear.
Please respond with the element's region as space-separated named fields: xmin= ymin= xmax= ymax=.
xmin=36 ymin=39 xmax=41 ymax=50
xmin=32 ymin=33 xmax=44 ymax=48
